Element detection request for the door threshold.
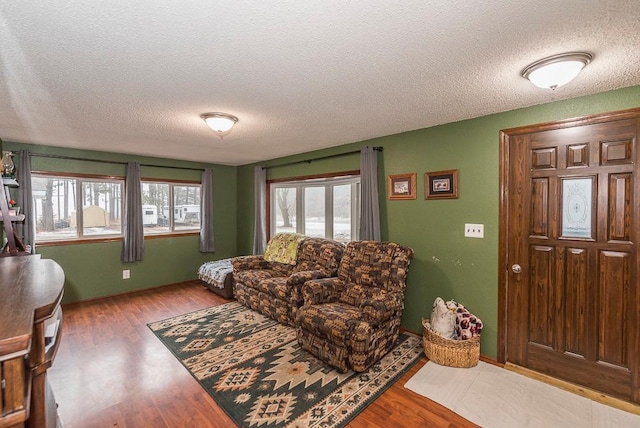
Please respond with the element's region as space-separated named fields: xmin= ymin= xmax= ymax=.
xmin=505 ymin=362 xmax=640 ymax=416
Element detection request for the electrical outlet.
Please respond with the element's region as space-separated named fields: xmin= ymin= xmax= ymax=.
xmin=123 ymin=269 xmax=130 ymax=280
xmin=464 ymin=223 xmax=484 ymax=238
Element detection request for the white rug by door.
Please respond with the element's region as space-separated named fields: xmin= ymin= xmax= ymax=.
xmin=404 ymin=361 xmax=640 ymax=428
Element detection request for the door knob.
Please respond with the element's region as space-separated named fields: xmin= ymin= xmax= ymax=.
xmin=511 ymin=264 xmax=522 ymax=274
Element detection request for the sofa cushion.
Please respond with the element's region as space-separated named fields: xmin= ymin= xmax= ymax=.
xmin=339 ymin=284 xmax=382 ymax=307
xmin=234 ymin=269 xmax=283 ymax=289
xmin=339 ymin=285 xmax=403 ymax=326
xmin=337 ymin=241 xmax=412 ymax=293
xmin=293 ymin=237 xmax=344 ymax=275
xmin=254 ymin=276 xmax=290 ymax=300
xmin=337 ymin=241 xmax=396 ymax=287
xmin=296 ymin=302 xmax=361 ymax=347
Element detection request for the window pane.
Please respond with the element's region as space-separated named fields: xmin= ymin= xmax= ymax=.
xmin=269 ymin=176 xmax=360 ymax=242
xmin=82 ymin=181 xmax=123 ymax=236
xmin=142 ymin=183 xmax=170 ymax=234
xmin=304 ymin=187 xmax=325 ymax=238
xmin=333 ymin=184 xmax=351 ymax=243
xmin=174 ymin=185 xmax=201 ymax=231
xmin=274 ymin=187 xmax=296 ymax=235
xmin=33 ymin=177 xmax=78 ymax=240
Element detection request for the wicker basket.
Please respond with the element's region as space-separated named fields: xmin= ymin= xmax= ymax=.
xmin=422 ymin=319 xmax=480 ymax=368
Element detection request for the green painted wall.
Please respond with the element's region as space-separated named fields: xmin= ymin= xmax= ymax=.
xmin=4 ymin=85 xmax=639 ymax=358
xmin=236 ymin=85 xmax=640 ymax=359
xmin=2 ymin=142 xmax=237 ymax=303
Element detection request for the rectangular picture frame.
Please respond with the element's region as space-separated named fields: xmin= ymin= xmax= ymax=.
xmin=425 ymin=169 xmax=459 ymax=199
xmin=387 ymin=173 xmax=417 ymax=200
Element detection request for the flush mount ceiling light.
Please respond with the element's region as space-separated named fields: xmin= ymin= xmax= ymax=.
xmin=522 ymin=52 xmax=593 ymax=90
xmin=201 ymin=112 xmax=239 ymax=138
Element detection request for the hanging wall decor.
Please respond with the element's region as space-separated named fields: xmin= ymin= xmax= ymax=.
xmin=425 ymin=169 xmax=459 ymax=199
xmin=387 ymin=173 xmax=417 ymax=200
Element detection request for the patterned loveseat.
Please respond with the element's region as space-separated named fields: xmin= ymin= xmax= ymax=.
xmin=232 ymin=234 xmax=345 ymax=326
xmin=295 ymin=240 xmax=414 ymax=372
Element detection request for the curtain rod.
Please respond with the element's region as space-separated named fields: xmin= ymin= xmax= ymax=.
xmin=29 ymin=153 xmax=205 ymax=172
xmin=262 ymin=146 xmax=383 ymax=170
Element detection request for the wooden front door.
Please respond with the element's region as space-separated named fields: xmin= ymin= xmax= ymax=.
xmin=499 ymin=108 xmax=640 ymax=403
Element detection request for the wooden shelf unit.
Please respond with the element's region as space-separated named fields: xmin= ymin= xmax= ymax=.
xmin=0 ymin=256 xmax=65 ymax=428
xmin=0 ymin=175 xmax=28 ymax=256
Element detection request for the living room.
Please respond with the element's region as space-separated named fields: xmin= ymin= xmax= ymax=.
xmin=1 ymin=2 xmax=640 ymax=427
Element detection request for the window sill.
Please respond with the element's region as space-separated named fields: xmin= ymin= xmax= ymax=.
xmin=35 ymin=231 xmax=199 ymax=247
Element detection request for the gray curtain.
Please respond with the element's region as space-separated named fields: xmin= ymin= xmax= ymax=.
xmin=252 ymin=165 xmax=267 ymax=255
xmin=359 ymin=146 xmax=381 ymax=241
xmin=15 ymin=150 xmax=35 ymax=253
xmin=199 ymin=168 xmax=215 ymax=252
xmin=121 ymin=162 xmax=144 ymax=262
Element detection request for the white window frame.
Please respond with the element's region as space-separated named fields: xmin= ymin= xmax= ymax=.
xmin=141 ymin=180 xmax=201 ymax=235
xmin=269 ymin=174 xmax=360 ymax=242
xmin=32 ymin=173 xmax=124 ymax=243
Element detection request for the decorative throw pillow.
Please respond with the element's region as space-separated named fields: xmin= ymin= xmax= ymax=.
xmin=430 ymin=297 xmax=456 ymax=339
xmin=454 ymin=303 xmax=483 ymax=340
xmin=263 ymin=233 xmax=305 ymax=265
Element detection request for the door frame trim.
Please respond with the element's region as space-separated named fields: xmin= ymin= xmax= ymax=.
xmin=497 ymin=106 xmax=640 ymax=363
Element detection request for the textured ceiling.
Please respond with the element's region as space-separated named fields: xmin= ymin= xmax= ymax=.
xmin=1 ymin=1 xmax=639 ymax=166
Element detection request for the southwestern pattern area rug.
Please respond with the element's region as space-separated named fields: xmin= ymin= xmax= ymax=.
xmin=148 ymin=302 xmax=423 ymax=427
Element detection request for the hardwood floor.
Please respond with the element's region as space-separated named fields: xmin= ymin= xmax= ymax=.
xmin=49 ymin=281 xmax=477 ymax=427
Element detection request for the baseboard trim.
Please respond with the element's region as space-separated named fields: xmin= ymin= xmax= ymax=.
xmin=505 ymin=362 xmax=640 ymax=416
xmin=479 ymin=354 xmax=502 ymax=367
xmin=61 ymin=279 xmax=204 ymax=308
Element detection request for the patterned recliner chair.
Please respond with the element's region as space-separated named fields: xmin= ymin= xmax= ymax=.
xmin=232 ymin=236 xmax=344 ymax=326
xmin=295 ymin=240 xmax=414 ymax=372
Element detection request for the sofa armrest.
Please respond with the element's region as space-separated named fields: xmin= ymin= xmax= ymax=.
xmin=288 ymin=269 xmax=331 ymax=286
xmin=360 ymin=291 xmax=404 ymax=326
xmin=231 ymin=255 xmax=269 ymax=272
xmin=288 ymin=271 xmax=333 ymax=310
xmin=301 ymin=278 xmax=345 ymax=305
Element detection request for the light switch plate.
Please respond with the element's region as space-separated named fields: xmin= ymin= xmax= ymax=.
xmin=464 ymin=223 xmax=484 ymax=238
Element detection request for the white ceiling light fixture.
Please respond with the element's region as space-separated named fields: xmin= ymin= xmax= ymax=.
xmin=522 ymin=52 xmax=593 ymax=90
xmin=201 ymin=112 xmax=239 ymax=138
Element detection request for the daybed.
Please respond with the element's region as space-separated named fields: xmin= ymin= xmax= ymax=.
xmin=232 ymin=233 xmax=345 ymax=326
xmin=198 ymin=259 xmax=234 ymax=299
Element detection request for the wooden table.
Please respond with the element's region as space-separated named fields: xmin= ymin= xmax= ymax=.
xmin=0 ymin=256 xmax=64 ymax=428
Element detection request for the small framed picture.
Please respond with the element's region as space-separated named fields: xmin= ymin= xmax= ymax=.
xmin=425 ymin=169 xmax=459 ymax=199
xmin=387 ymin=173 xmax=417 ymax=200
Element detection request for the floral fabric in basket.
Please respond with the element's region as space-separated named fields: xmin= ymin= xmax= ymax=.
xmin=454 ymin=303 xmax=483 ymax=340
xmin=430 ymin=297 xmax=483 ymax=340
